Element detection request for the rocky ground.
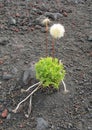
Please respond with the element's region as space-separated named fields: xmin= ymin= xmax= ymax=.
xmin=0 ymin=0 xmax=92 ymax=130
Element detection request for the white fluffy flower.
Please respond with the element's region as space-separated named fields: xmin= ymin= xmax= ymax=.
xmin=42 ymin=18 xmax=51 ymax=25
xmin=50 ymin=24 xmax=65 ymax=39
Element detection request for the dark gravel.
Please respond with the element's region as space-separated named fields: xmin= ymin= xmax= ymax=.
xmin=0 ymin=0 xmax=92 ymax=130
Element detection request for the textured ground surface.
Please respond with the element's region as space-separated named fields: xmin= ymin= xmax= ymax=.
xmin=0 ymin=0 xmax=92 ymax=130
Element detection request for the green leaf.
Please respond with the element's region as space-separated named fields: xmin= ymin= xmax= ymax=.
xmin=35 ymin=57 xmax=66 ymax=89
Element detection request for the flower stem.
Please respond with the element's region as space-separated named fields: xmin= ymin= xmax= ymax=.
xmin=46 ymin=23 xmax=48 ymax=57
xmin=52 ymin=38 xmax=55 ymax=58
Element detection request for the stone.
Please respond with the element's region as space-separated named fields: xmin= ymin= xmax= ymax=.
xmin=6 ymin=113 xmax=11 ymax=120
xmin=31 ymin=8 xmax=42 ymax=15
xmin=37 ymin=117 xmax=49 ymax=130
xmin=8 ymin=17 xmax=16 ymax=25
xmin=45 ymin=12 xmax=63 ymax=20
xmin=87 ymin=35 xmax=92 ymax=42
xmin=0 ymin=37 xmax=9 ymax=45
xmin=41 ymin=28 xmax=46 ymax=33
xmin=88 ymin=126 xmax=92 ymax=130
xmin=67 ymin=0 xmax=85 ymax=4
xmin=1 ymin=109 xmax=8 ymax=118
xmin=2 ymin=73 xmax=13 ymax=80
xmin=22 ymin=62 xmax=36 ymax=85
xmin=11 ymin=67 xmax=18 ymax=74
xmin=68 ymin=123 xmax=73 ymax=128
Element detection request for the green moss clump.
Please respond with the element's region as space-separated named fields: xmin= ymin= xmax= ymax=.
xmin=35 ymin=57 xmax=66 ymax=89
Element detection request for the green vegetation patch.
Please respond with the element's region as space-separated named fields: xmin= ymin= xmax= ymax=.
xmin=35 ymin=57 xmax=66 ymax=89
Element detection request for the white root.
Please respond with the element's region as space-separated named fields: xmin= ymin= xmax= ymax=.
xmin=21 ymin=82 xmax=40 ymax=93
xmin=62 ymin=80 xmax=69 ymax=94
xmin=25 ymin=95 xmax=32 ymax=118
xmin=12 ymin=83 xmax=41 ymax=113
xmin=12 ymin=79 xmax=68 ymax=115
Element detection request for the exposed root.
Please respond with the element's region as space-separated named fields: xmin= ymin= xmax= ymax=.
xmin=12 ymin=79 xmax=68 ymax=116
xmin=12 ymin=83 xmax=41 ymax=113
xmin=62 ymin=80 xmax=69 ymax=94
xmin=25 ymin=95 xmax=32 ymax=118
xmin=21 ymin=82 xmax=40 ymax=93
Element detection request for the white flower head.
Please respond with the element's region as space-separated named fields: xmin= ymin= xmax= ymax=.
xmin=42 ymin=18 xmax=51 ymax=25
xmin=50 ymin=24 xmax=65 ymax=39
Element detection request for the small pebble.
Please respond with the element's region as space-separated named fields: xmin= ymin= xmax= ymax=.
xmin=87 ymin=35 xmax=92 ymax=41
xmin=11 ymin=67 xmax=18 ymax=74
xmin=22 ymin=62 xmax=36 ymax=84
xmin=37 ymin=117 xmax=49 ymax=130
xmin=3 ymin=74 xmax=13 ymax=80
xmin=1 ymin=109 xmax=8 ymax=118
xmin=88 ymin=126 xmax=92 ymax=130
xmin=45 ymin=12 xmax=63 ymax=20
xmin=6 ymin=113 xmax=11 ymax=120
xmin=8 ymin=17 xmax=16 ymax=25
xmin=0 ymin=37 xmax=9 ymax=46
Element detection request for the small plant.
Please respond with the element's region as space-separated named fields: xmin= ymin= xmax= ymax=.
xmin=12 ymin=22 xmax=69 ymax=118
xmin=35 ymin=57 xmax=65 ymax=89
